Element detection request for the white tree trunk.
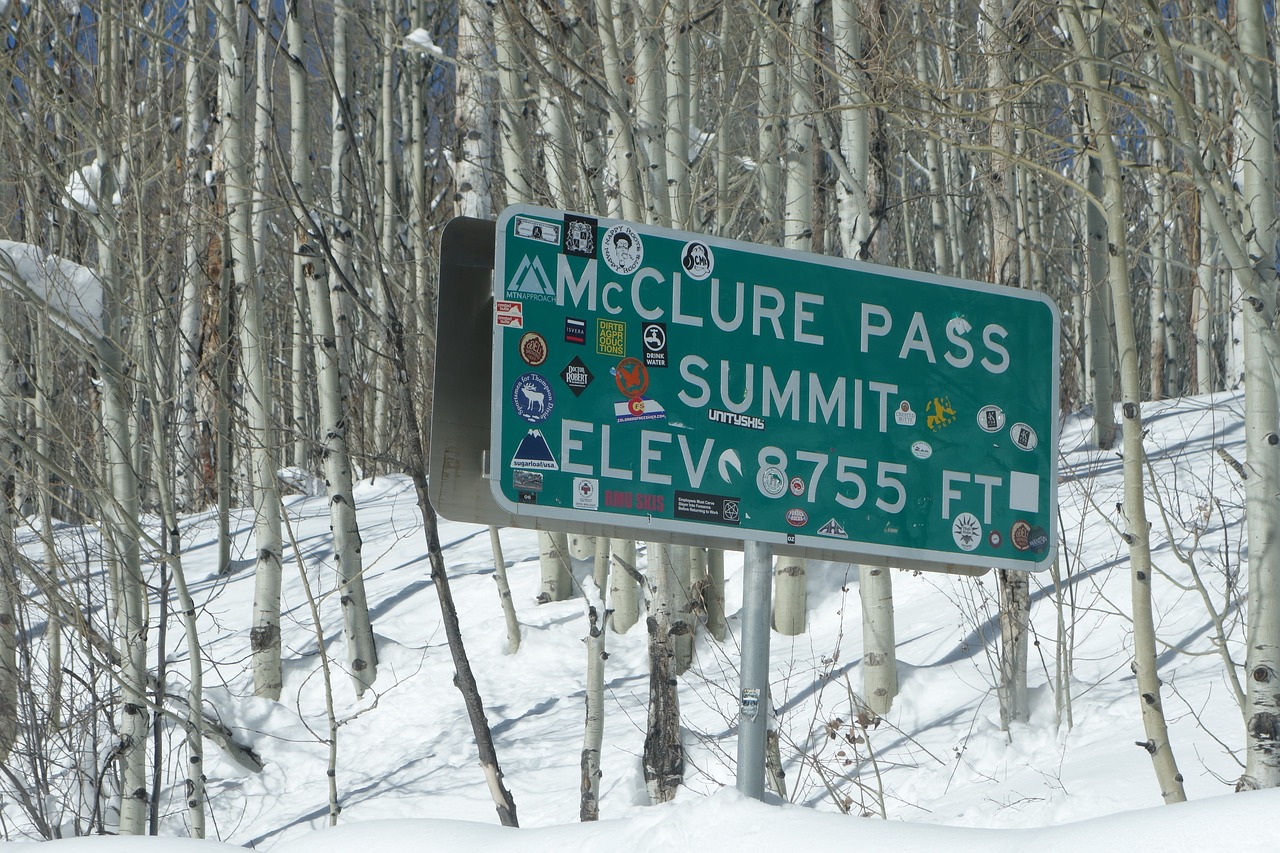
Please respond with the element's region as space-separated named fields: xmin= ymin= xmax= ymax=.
xmin=1233 ymin=0 xmax=1280 ymax=791
xmin=539 ymin=531 xmax=573 ymax=602
xmin=580 ymin=602 xmax=607 ymax=820
xmin=1192 ymin=54 xmax=1217 ymax=395
xmin=982 ymin=0 xmax=1030 ymax=729
xmin=1084 ymin=151 xmax=1117 ymax=448
xmin=861 ymin=565 xmax=897 ymax=714
xmin=669 ymin=545 xmax=694 ymax=674
xmin=0 ymin=300 xmax=16 ymax=763
xmin=218 ymin=0 xmax=284 ymax=701
xmin=457 ymin=0 xmax=497 ymax=219
xmin=287 ymin=0 xmax=377 ymax=699
xmin=494 ymin=2 xmax=534 ymax=205
xmin=609 ymin=538 xmax=639 ymax=634
xmin=489 ymin=527 xmax=522 ymax=654
xmin=664 ymin=0 xmax=691 ymax=226
xmin=594 ymin=0 xmax=644 ymax=221
xmin=1066 ymin=2 xmax=1185 ymax=801
xmin=176 ymin=0 xmax=208 ymax=511
xmin=635 ymin=0 xmax=671 ymax=224
xmin=643 ymin=543 xmax=682 ymax=801
xmin=833 ymin=0 xmax=873 ymax=257
xmin=705 ymin=547 xmax=726 ymax=642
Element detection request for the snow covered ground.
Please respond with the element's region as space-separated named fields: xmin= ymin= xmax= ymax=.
xmin=14 ymin=390 xmax=1280 ymax=850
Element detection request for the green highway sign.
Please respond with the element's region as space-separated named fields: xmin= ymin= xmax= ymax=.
xmin=489 ymin=205 xmax=1059 ymax=571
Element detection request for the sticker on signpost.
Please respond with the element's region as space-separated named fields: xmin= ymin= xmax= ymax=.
xmin=573 ymin=477 xmax=600 ymax=510
xmin=642 ymin=322 xmax=667 ymax=368
xmin=680 ymin=241 xmax=714 ymax=280
xmin=513 ymin=216 xmax=560 ymax=245
xmin=495 ymin=300 xmax=523 ymax=329
xmin=1011 ymin=423 xmax=1038 ymax=451
xmin=952 ymin=512 xmax=982 ymax=551
xmin=977 ymin=404 xmax=1006 ymax=433
xmin=511 ymin=429 xmax=558 ymax=470
xmin=560 ymin=357 xmax=594 ymax=397
xmin=507 ymin=255 xmax=554 ymax=301
xmin=818 ymin=518 xmax=848 ymax=538
xmin=601 ymin=224 xmax=643 ymax=274
xmin=518 ymin=332 xmax=548 ymax=366
xmin=512 ymin=373 xmax=554 ymax=423
xmin=562 ymin=215 xmax=598 ymax=257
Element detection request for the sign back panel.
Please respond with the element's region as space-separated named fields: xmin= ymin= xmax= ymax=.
xmin=490 ymin=205 xmax=1059 ymax=571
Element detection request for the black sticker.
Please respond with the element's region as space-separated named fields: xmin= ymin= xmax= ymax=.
xmin=674 ymin=491 xmax=741 ymax=526
xmin=560 ymin=356 xmax=594 ymax=397
xmin=642 ymin=322 xmax=668 ymax=368
xmin=1028 ymin=525 xmax=1050 ymax=555
xmin=563 ymin=215 xmax=598 ymax=258
xmin=565 ymin=317 xmax=586 ymax=345
xmin=518 ymin=491 xmax=538 ymax=504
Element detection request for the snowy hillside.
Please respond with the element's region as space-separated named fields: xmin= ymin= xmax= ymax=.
xmin=15 ymin=391 xmax=1280 ymax=850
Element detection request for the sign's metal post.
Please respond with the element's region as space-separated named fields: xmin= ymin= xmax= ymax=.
xmin=736 ymin=540 xmax=772 ymax=799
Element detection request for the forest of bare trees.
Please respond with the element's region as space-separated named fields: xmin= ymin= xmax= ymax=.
xmin=1 ymin=0 xmax=1280 ymax=837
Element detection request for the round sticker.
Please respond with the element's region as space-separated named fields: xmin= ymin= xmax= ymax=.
xmin=988 ymin=530 xmax=1003 ymax=548
xmin=789 ymin=476 xmax=805 ymax=496
xmin=643 ymin=324 xmax=666 ymax=353
xmin=614 ymin=357 xmax=649 ymax=398
xmin=785 ymin=508 xmax=809 ymax=528
xmin=911 ymin=441 xmax=932 ymax=459
xmin=680 ymin=241 xmax=714 ymax=280
xmin=977 ymin=405 xmax=1005 ymax=433
xmin=758 ymin=466 xmax=786 ymax=498
xmin=1011 ymin=520 xmax=1031 ymax=551
xmin=1010 ymin=422 xmax=1038 ymax=451
xmin=686 ymin=240 xmax=716 ymax=280
xmin=512 ymin=373 xmax=554 ymax=423
xmin=952 ymin=512 xmax=982 ymax=552
xmin=602 ymin=224 xmax=643 ymax=275
xmin=519 ymin=332 xmax=548 ymax=366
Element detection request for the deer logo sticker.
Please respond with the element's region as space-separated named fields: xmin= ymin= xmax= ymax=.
xmin=512 ymin=373 xmax=555 ymax=424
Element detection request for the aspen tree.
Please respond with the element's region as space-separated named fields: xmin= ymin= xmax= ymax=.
xmin=609 ymin=538 xmax=640 ymax=634
xmin=0 ymin=297 xmax=16 ymax=764
xmin=1226 ymin=0 xmax=1280 ymax=790
xmin=287 ymin=0 xmax=378 ymax=698
xmin=1066 ymin=1 xmax=1185 ymax=801
xmin=981 ymin=0 xmax=1030 ymax=729
xmin=216 ymin=0 xmax=285 ymax=701
xmin=771 ymin=0 xmax=815 ymax=638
